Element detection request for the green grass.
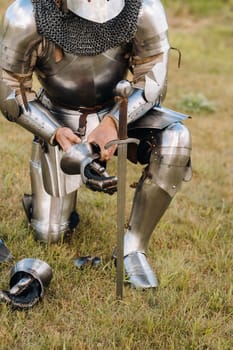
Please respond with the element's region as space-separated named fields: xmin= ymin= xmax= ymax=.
xmin=0 ymin=1 xmax=233 ymax=349
xmin=163 ymin=0 xmax=233 ymax=17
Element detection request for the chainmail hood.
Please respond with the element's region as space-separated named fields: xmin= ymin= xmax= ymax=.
xmin=31 ymin=0 xmax=142 ymax=56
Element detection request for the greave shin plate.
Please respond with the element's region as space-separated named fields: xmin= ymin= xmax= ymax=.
xmin=123 ymin=122 xmax=191 ymax=287
xmin=124 ymin=180 xmax=171 ymax=256
xmin=29 ymin=140 xmax=78 ymax=242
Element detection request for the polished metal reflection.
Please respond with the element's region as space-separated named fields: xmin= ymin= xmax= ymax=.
xmin=67 ymin=0 xmax=125 ymax=23
xmin=10 ymin=258 xmax=53 ymax=297
xmin=0 ymin=239 xmax=14 ymax=263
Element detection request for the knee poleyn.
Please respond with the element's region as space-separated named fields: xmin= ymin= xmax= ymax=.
xmin=149 ymin=123 xmax=192 ymax=197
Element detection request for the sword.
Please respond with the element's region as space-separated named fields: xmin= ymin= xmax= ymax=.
xmin=106 ymin=80 xmax=139 ymax=300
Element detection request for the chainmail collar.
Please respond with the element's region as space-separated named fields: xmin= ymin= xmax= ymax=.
xmin=31 ymin=0 xmax=142 ymax=56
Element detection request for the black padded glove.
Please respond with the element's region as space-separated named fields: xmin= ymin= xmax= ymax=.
xmin=84 ymin=161 xmax=117 ymax=195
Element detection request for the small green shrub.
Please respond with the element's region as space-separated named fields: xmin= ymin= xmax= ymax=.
xmin=178 ymin=93 xmax=216 ymax=113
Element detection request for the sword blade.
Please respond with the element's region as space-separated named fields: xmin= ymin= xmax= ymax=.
xmin=106 ymin=80 xmax=139 ymax=300
xmin=116 ymin=143 xmax=127 ymax=300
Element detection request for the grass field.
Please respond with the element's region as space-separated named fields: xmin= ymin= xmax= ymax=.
xmin=0 ymin=1 xmax=233 ymax=349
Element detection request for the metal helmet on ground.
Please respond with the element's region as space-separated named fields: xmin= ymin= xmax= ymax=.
xmin=0 ymin=258 xmax=53 ymax=309
xmin=66 ymin=0 xmax=125 ymax=23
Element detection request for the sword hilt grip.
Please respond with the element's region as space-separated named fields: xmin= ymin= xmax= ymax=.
xmin=115 ymin=80 xmax=133 ymax=141
xmin=117 ymin=96 xmax=128 ymax=140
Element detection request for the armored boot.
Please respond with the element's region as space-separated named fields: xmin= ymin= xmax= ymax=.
xmin=124 ymin=122 xmax=192 ymax=288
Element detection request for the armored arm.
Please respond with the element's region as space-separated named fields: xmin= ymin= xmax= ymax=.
xmin=0 ymin=0 xmax=61 ymax=143
xmin=107 ymin=0 xmax=170 ymax=126
xmin=0 ymin=69 xmax=61 ymax=143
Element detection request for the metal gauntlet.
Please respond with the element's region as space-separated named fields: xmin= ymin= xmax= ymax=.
xmin=61 ymin=142 xmax=117 ymax=195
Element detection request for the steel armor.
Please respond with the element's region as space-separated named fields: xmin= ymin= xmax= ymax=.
xmin=0 ymin=0 xmax=192 ymax=288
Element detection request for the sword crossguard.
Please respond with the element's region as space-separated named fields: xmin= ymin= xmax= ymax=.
xmin=105 ymin=138 xmax=139 ymax=150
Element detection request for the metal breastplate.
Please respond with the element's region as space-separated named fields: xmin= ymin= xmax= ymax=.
xmin=36 ymin=42 xmax=131 ymax=108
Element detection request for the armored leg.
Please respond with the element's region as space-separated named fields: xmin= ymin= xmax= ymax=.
xmin=124 ymin=122 xmax=192 ymax=288
xmin=23 ymin=139 xmax=80 ymax=243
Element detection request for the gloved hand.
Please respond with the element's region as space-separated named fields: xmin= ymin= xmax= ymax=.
xmin=84 ymin=160 xmax=117 ymax=195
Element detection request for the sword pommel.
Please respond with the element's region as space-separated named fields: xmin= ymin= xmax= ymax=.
xmin=115 ymin=80 xmax=132 ymax=98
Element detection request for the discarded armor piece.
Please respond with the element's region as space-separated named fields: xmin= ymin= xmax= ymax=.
xmin=84 ymin=161 xmax=117 ymax=195
xmin=0 ymin=258 xmax=53 ymax=309
xmin=0 ymin=239 xmax=14 ymax=263
xmin=74 ymin=256 xmax=101 ymax=269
